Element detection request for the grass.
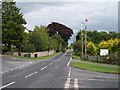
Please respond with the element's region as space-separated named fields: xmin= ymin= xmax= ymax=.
xmin=71 ymin=55 xmax=119 ymax=74
xmin=12 ymin=52 xmax=61 ymax=60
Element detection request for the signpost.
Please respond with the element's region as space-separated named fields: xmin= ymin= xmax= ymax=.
xmin=100 ymin=49 xmax=109 ymax=56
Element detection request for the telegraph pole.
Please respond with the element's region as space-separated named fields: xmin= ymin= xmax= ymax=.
xmin=85 ymin=25 xmax=87 ymax=59
xmin=81 ymin=23 xmax=84 ymax=59
xmin=85 ymin=19 xmax=88 ymax=59
xmin=81 ymin=30 xmax=83 ymax=59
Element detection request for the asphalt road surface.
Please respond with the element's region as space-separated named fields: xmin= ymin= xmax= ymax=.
xmin=1 ymin=51 xmax=119 ymax=89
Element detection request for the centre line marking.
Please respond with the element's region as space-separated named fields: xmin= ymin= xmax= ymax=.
xmin=10 ymin=69 xmax=13 ymax=71
xmin=0 ymin=81 xmax=15 ymax=89
xmin=49 ymin=62 xmax=53 ymax=65
xmin=64 ymin=78 xmax=71 ymax=88
xmin=25 ymin=71 xmax=37 ymax=78
xmin=74 ymin=79 xmax=79 ymax=89
xmin=58 ymin=51 xmax=68 ymax=61
xmin=41 ymin=66 xmax=47 ymax=70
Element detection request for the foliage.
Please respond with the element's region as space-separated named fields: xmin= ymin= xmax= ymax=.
xmin=2 ymin=2 xmax=26 ymax=55
xmin=47 ymin=22 xmax=73 ymax=42
xmin=72 ymin=40 xmax=82 ymax=56
xmin=98 ymin=38 xmax=119 ymax=53
xmin=28 ymin=26 xmax=50 ymax=51
xmin=87 ymin=41 xmax=97 ymax=55
xmin=22 ymin=43 xmax=35 ymax=53
xmin=76 ymin=30 xmax=119 ymax=44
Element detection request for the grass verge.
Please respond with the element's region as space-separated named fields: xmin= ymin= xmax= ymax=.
xmin=70 ymin=58 xmax=119 ymax=74
xmin=70 ymin=61 xmax=120 ymax=74
xmin=12 ymin=52 xmax=61 ymax=60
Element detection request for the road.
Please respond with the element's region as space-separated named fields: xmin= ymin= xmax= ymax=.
xmin=1 ymin=51 xmax=119 ymax=89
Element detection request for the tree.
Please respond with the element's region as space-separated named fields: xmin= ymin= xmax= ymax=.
xmin=87 ymin=41 xmax=97 ymax=56
xmin=47 ymin=22 xmax=73 ymax=42
xmin=2 ymin=2 xmax=26 ymax=55
xmin=29 ymin=26 xmax=50 ymax=51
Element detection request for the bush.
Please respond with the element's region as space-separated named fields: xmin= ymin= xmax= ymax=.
xmin=22 ymin=43 xmax=35 ymax=53
xmin=102 ymin=52 xmax=120 ymax=64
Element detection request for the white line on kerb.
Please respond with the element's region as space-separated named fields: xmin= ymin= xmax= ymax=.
xmin=0 ymin=81 xmax=15 ymax=89
xmin=25 ymin=71 xmax=37 ymax=78
xmin=64 ymin=78 xmax=71 ymax=88
xmin=74 ymin=79 xmax=79 ymax=89
xmin=41 ymin=66 xmax=47 ymax=70
xmin=67 ymin=57 xmax=72 ymax=66
xmin=49 ymin=62 xmax=53 ymax=65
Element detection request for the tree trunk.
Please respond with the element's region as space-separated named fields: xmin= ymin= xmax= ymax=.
xmin=18 ymin=45 xmax=21 ymax=56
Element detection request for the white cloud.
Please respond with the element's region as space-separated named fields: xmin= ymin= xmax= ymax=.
xmin=16 ymin=2 xmax=118 ymax=45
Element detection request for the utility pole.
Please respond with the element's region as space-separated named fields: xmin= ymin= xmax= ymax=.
xmin=81 ymin=23 xmax=84 ymax=59
xmin=85 ymin=19 xmax=88 ymax=59
xmin=81 ymin=30 xmax=83 ymax=58
xmin=85 ymin=25 xmax=87 ymax=59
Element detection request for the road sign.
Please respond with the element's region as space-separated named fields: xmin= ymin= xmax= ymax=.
xmin=100 ymin=49 xmax=109 ymax=56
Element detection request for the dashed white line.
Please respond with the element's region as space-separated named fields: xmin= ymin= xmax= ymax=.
xmin=14 ymin=67 xmax=18 ymax=69
xmin=10 ymin=69 xmax=14 ymax=71
xmin=4 ymin=70 xmax=8 ymax=73
xmin=25 ymin=71 xmax=37 ymax=78
xmin=67 ymin=57 xmax=72 ymax=66
xmin=49 ymin=62 xmax=53 ymax=65
xmin=64 ymin=78 xmax=71 ymax=88
xmin=0 ymin=81 xmax=15 ymax=89
xmin=41 ymin=66 xmax=47 ymax=70
xmin=68 ymin=67 xmax=71 ymax=78
xmin=58 ymin=51 xmax=68 ymax=61
xmin=74 ymin=79 xmax=79 ymax=89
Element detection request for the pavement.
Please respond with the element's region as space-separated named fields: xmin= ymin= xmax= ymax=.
xmin=0 ymin=51 xmax=119 ymax=89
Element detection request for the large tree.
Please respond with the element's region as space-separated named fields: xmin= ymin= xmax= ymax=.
xmin=2 ymin=2 xmax=26 ymax=55
xmin=47 ymin=22 xmax=73 ymax=42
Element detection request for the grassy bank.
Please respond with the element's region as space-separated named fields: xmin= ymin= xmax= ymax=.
xmin=12 ymin=52 xmax=61 ymax=60
xmin=71 ymin=55 xmax=119 ymax=74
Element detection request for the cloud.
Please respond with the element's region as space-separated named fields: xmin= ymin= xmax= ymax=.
xmin=16 ymin=2 xmax=118 ymax=45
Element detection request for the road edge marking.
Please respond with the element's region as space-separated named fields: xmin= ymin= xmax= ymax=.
xmin=67 ymin=57 xmax=72 ymax=66
xmin=0 ymin=81 xmax=15 ymax=89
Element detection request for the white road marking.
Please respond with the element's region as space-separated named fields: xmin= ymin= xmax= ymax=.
xmin=10 ymin=69 xmax=13 ymax=71
xmin=58 ymin=51 xmax=68 ymax=61
xmin=68 ymin=67 xmax=71 ymax=78
xmin=25 ymin=71 xmax=37 ymax=78
xmin=0 ymin=81 xmax=15 ymax=89
xmin=64 ymin=78 xmax=71 ymax=88
xmin=4 ymin=70 xmax=8 ymax=73
xmin=67 ymin=57 xmax=72 ymax=66
xmin=49 ymin=62 xmax=53 ymax=65
xmin=1 ymin=72 xmax=3 ymax=74
xmin=14 ymin=67 xmax=18 ymax=69
xmin=74 ymin=79 xmax=79 ymax=89
xmin=41 ymin=66 xmax=47 ymax=70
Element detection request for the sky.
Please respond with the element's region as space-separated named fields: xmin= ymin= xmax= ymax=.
xmin=16 ymin=0 xmax=119 ymax=45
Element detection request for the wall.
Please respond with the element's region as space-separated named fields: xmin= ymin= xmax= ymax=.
xmin=13 ymin=50 xmax=55 ymax=57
